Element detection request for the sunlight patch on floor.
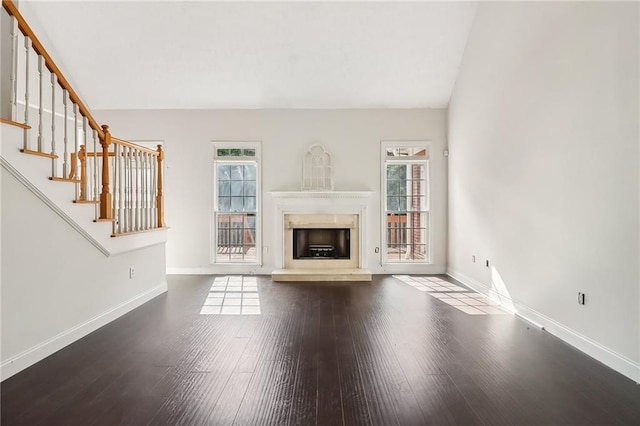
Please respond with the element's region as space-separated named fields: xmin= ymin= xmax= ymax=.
xmin=200 ymin=275 xmax=261 ymax=315
xmin=393 ymin=275 xmax=509 ymax=316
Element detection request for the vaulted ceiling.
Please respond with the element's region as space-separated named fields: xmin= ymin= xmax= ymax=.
xmin=20 ymin=1 xmax=478 ymax=110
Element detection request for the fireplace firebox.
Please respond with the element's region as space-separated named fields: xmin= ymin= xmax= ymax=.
xmin=293 ymin=228 xmax=350 ymax=260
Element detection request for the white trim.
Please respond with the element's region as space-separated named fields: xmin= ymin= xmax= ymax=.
xmin=381 ymin=140 xmax=432 ymax=265
xmin=210 ymin=141 xmax=262 ymax=266
xmin=167 ymin=267 xmax=268 ymax=275
xmin=0 ymin=282 xmax=168 ymax=381
xmin=268 ymin=191 xmax=374 ymax=199
xmin=447 ymin=268 xmax=640 ymax=384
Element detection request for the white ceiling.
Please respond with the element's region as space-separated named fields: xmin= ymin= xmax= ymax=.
xmin=21 ymin=1 xmax=478 ymax=110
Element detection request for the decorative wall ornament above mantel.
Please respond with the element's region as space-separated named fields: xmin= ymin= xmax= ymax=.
xmin=302 ymin=144 xmax=333 ymax=191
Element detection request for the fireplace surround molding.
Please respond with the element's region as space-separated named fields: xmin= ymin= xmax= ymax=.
xmin=269 ymin=191 xmax=374 ymax=280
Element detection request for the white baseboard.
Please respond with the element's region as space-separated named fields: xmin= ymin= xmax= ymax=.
xmin=0 ymin=282 xmax=168 ymax=381
xmin=166 ymin=266 xmax=272 ymax=275
xmin=446 ymin=268 xmax=640 ymax=384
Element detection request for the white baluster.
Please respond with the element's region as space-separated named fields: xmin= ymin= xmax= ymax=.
xmin=152 ymin=152 xmax=157 ymax=228
xmin=140 ymin=151 xmax=145 ymax=230
xmin=37 ymin=54 xmax=43 ymax=152
xmin=114 ymin=147 xmax=125 ymax=232
xmin=145 ymin=152 xmax=150 ymax=230
xmin=127 ymin=148 xmax=132 ymax=232
xmin=62 ymin=90 xmax=68 ymax=178
xmin=23 ymin=37 xmax=30 ymax=150
xmin=112 ymin=144 xmax=116 ymax=232
xmin=144 ymin=153 xmax=148 ymax=229
xmin=92 ymin=128 xmax=98 ymax=204
xmin=50 ymin=73 xmax=57 ymax=177
xmin=10 ymin=16 xmax=18 ymax=121
xmin=134 ymin=149 xmax=139 ymax=231
xmin=82 ymin=116 xmax=88 ymax=201
xmin=120 ymin=146 xmax=126 ymax=232
xmin=111 ymin=148 xmax=117 ymax=235
xmin=73 ymin=104 xmax=79 ymax=198
xmin=130 ymin=146 xmax=134 ymax=232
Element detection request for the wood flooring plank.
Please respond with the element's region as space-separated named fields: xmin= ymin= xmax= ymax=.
xmin=332 ymin=288 xmax=374 ymax=426
xmin=286 ymin=287 xmax=320 ymax=426
xmin=315 ymin=287 xmax=345 ymax=426
xmin=204 ymin=372 xmax=253 ymax=425
xmin=232 ymin=359 xmax=297 ymax=426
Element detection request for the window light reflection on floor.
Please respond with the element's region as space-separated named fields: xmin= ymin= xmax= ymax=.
xmin=393 ymin=275 xmax=508 ymax=316
xmin=200 ymin=275 xmax=261 ymax=315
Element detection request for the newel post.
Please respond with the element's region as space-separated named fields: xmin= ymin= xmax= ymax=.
xmin=156 ymin=144 xmax=165 ymax=227
xmin=99 ymin=124 xmax=113 ymax=219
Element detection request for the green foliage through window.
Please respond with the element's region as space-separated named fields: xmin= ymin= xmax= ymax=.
xmin=217 ymin=148 xmax=256 ymax=157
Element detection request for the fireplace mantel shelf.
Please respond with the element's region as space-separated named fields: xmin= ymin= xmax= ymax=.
xmin=269 ymin=191 xmax=374 ymax=199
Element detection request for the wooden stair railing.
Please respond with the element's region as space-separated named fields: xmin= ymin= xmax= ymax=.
xmin=1 ymin=0 xmax=165 ymax=236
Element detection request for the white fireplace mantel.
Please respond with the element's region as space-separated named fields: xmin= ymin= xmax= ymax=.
xmin=268 ymin=191 xmax=374 ymax=276
xmin=269 ymin=191 xmax=374 ymax=200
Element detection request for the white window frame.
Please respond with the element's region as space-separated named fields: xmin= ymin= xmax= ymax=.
xmin=211 ymin=141 xmax=262 ymax=265
xmin=381 ymin=141 xmax=431 ymax=264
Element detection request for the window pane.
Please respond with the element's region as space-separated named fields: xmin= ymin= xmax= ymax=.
xmin=218 ymin=165 xmax=231 ymax=180
xmin=230 ymin=148 xmax=242 ymax=156
xmin=245 ymin=181 xmax=256 ymax=196
xmin=387 ymin=164 xmax=406 ymax=180
xmin=244 ymin=165 xmax=256 ymax=180
xmin=245 ymin=196 xmax=256 ymax=211
xmin=231 ymin=165 xmax=243 ymax=180
xmin=218 ymin=180 xmax=230 ymax=197
xmin=387 ymin=180 xmax=399 ymax=196
xmin=217 ymin=148 xmax=230 ymax=157
xmin=218 ymin=196 xmax=230 ymax=212
xmin=216 ymin=213 xmax=256 ymax=262
xmin=243 ymin=149 xmax=256 ymax=157
xmin=387 ymin=197 xmax=398 ymax=211
xmin=386 ymin=147 xmax=428 ymax=157
xmin=231 ymin=180 xmax=243 ymax=196
xmin=231 ymin=196 xmax=243 ymax=211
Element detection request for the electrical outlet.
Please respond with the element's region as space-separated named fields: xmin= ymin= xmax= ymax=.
xmin=578 ymin=292 xmax=585 ymax=305
xmin=375 ymin=247 xmax=380 ymax=253
xmin=472 ymin=255 xmax=476 ymax=263
xmin=263 ymin=246 xmax=269 ymax=254
xmin=485 ymin=260 xmax=489 ymax=267
xmin=129 ymin=267 xmax=135 ymax=279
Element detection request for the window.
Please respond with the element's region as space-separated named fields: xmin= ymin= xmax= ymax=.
xmin=382 ymin=142 xmax=430 ymax=262
xmin=213 ymin=143 xmax=260 ymax=263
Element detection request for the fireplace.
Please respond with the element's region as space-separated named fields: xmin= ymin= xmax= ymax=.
xmin=284 ymin=214 xmax=359 ymax=270
xmin=293 ymin=228 xmax=350 ymax=259
xmin=269 ymin=191 xmax=373 ymax=281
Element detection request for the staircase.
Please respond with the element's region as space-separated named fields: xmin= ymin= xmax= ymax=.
xmin=1 ymin=0 xmax=167 ymax=254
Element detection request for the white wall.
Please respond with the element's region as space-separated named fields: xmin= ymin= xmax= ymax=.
xmin=1 ymin=168 xmax=167 ymax=380
xmin=448 ymin=2 xmax=639 ymax=381
xmin=94 ymin=109 xmax=448 ymax=275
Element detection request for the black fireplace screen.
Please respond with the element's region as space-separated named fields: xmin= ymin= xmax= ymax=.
xmin=293 ymin=228 xmax=350 ymax=259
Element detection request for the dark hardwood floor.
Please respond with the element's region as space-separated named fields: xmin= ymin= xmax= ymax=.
xmin=2 ymin=275 xmax=640 ymax=425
